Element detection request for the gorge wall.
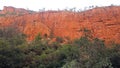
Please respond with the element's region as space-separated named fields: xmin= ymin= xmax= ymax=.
xmin=0 ymin=6 xmax=120 ymax=44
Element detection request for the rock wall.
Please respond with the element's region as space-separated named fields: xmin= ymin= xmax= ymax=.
xmin=0 ymin=6 xmax=120 ymax=44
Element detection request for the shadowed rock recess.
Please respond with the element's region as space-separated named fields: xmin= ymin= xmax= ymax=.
xmin=0 ymin=6 xmax=120 ymax=44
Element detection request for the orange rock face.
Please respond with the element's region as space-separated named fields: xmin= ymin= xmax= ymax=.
xmin=0 ymin=6 xmax=31 ymax=15
xmin=0 ymin=6 xmax=120 ymax=44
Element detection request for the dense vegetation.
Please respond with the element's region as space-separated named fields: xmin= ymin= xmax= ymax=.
xmin=0 ymin=27 xmax=120 ymax=68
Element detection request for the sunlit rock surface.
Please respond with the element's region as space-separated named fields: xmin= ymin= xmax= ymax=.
xmin=0 ymin=6 xmax=120 ymax=44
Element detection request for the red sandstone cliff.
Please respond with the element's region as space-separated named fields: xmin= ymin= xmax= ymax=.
xmin=0 ymin=6 xmax=120 ymax=44
xmin=0 ymin=6 xmax=33 ymax=16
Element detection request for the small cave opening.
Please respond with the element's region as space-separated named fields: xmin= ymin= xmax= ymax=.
xmin=33 ymin=20 xmax=36 ymax=22
xmin=44 ymin=33 xmax=48 ymax=38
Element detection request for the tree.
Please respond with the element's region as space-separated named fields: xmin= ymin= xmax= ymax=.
xmin=74 ymin=36 xmax=113 ymax=68
xmin=34 ymin=33 xmax=42 ymax=42
xmin=0 ymin=26 xmax=26 ymax=46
